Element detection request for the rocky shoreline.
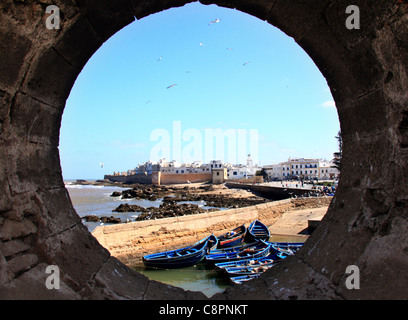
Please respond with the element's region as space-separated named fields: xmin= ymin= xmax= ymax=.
xmin=77 ymin=180 xmax=270 ymax=224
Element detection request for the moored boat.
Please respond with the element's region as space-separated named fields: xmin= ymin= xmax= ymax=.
xmin=214 ymin=252 xmax=286 ymax=271
xmin=217 ymin=225 xmax=246 ymax=249
xmin=245 ymin=220 xmax=270 ymax=242
xmin=270 ymin=242 xmax=304 ymax=255
xmin=205 ymin=240 xmax=271 ymax=264
xmin=230 ymin=273 xmax=260 ymax=284
xmin=209 ymin=240 xmax=258 ymax=255
xmin=143 ymin=234 xmax=218 ymax=269
xmin=224 ymin=261 xmax=277 ymax=276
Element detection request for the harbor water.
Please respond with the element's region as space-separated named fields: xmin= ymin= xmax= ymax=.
xmin=66 ymin=181 xmax=306 ymax=298
xmin=65 ymin=181 xmax=221 ymax=232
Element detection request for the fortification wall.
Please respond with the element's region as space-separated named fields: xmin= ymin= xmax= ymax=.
xmin=159 ymin=172 xmax=212 ymax=185
xmin=104 ymin=172 xmax=212 ymax=185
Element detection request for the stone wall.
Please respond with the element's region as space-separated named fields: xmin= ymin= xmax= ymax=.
xmin=104 ymin=172 xmax=212 ymax=185
xmin=92 ymin=197 xmax=332 ymax=267
xmin=159 ymin=172 xmax=212 ymax=185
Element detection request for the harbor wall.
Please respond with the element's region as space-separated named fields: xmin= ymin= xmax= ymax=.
xmin=92 ymin=197 xmax=332 ymax=267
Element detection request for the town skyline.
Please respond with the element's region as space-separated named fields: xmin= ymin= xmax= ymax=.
xmin=109 ymin=155 xmax=339 ymax=182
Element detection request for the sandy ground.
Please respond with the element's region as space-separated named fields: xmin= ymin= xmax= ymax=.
xmin=268 ymin=206 xmax=328 ymax=236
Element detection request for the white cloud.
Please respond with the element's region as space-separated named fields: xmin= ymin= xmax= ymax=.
xmin=321 ymin=100 xmax=336 ymax=108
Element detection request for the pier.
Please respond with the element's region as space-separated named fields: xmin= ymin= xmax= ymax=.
xmin=226 ymin=182 xmax=318 ymax=200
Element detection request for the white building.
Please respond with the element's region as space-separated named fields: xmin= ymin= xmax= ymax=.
xmin=155 ymin=158 xmax=211 ymax=174
xmin=263 ymin=164 xmax=282 ymax=180
xmin=226 ymin=155 xmax=261 ymax=179
xmin=124 ymin=156 xmax=262 ymax=179
xmin=263 ymin=158 xmax=339 ymax=180
xmin=209 ymin=160 xmax=224 ymax=169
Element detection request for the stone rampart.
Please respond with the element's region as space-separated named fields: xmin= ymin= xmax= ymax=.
xmin=159 ymin=172 xmax=212 ymax=185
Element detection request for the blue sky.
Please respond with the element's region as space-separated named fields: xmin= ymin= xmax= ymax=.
xmin=59 ymin=2 xmax=340 ymax=180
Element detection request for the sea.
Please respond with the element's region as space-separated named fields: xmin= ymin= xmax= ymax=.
xmin=65 ymin=180 xmax=306 ymax=298
xmin=64 ymin=180 xmax=220 ymax=232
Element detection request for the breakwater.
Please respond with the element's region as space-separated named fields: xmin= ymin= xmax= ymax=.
xmin=92 ymin=197 xmax=332 ymax=267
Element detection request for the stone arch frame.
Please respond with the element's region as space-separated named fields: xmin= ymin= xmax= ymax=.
xmin=0 ymin=0 xmax=407 ymax=299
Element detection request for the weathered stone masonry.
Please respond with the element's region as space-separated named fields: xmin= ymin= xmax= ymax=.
xmin=0 ymin=0 xmax=408 ymax=299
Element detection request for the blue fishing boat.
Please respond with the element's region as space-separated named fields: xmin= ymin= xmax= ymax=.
xmin=205 ymin=240 xmax=271 ymax=264
xmin=209 ymin=240 xmax=258 ymax=255
xmin=245 ymin=220 xmax=270 ymax=242
xmin=270 ymin=242 xmax=304 ymax=255
xmin=270 ymin=241 xmax=304 ymax=248
xmin=224 ymin=261 xmax=278 ymax=276
xmin=230 ymin=274 xmax=260 ymax=284
xmin=217 ymin=225 xmax=246 ymax=249
xmin=214 ymin=252 xmax=286 ymax=270
xmin=143 ymin=234 xmax=218 ymax=269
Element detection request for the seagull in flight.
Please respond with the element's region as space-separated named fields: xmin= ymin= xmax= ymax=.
xmin=199 ymin=42 xmax=205 ymax=47
xmin=242 ymin=61 xmax=251 ymax=66
xmin=167 ymin=84 xmax=177 ymax=89
xmin=208 ymin=18 xmax=221 ymax=25
xmin=157 ymin=56 xmax=162 ymax=62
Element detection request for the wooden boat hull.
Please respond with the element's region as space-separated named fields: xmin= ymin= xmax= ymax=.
xmin=270 ymin=242 xmax=304 ymax=255
xmin=217 ymin=225 xmax=246 ymax=249
xmin=205 ymin=240 xmax=271 ymax=264
xmin=224 ymin=262 xmax=277 ymax=276
xmin=214 ymin=252 xmax=285 ymax=270
xmin=245 ymin=220 xmax=270 ymax=242
xmin=143 ymin=234 xmax=218 ymax=269
xmin=230 ymin=274 xmax=260 ymax=284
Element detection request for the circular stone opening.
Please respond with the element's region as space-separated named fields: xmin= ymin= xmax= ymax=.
xmin=60 ymin=2 xmax=339 ymax=298
xmin=1 ymin=1 xmax=407 ymax=300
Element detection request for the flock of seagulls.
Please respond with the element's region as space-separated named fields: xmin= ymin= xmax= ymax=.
xmin=145 ymin=18 xmax=252 ymax=102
